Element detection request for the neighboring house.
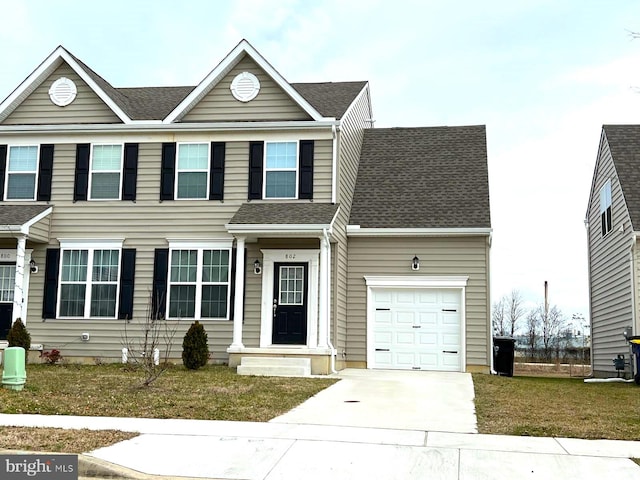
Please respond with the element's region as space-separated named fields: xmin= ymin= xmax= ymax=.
xmin=586 ymin=124 xmax=640 ymax=377
xmin=0 ymin=40 xmax=492 ymax=374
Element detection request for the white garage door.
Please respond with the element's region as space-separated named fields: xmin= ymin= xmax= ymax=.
xmin=371 ymin=288 xmax=462 ymax=371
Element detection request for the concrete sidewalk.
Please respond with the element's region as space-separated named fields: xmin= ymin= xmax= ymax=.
xmin=2 ymin=414 xmax=640 ymax=479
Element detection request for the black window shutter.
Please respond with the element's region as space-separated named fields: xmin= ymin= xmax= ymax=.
xmin=298 ymin=140 xmax=314 ymax=200
xmin=0 ymin=145 xmax=6 ymax=201
xmin=37 ymin=144 xmax=55 ymax=202
xmin=248 ymin=142 xmax=263 ymax=200
xmin=122 ymin=143 xmax=138 ymax=201
xmin=152 ymin=248 xmax=169 ymax=319
xmin=210 ymin=142 xmax=225 ymax=200
xmin=42 ymin=248 xmax=60 ymax=319
xmin=118 ymin=249 xmax=136 ymax=319
xmin=74 ymin=144 xmax=90 ymax=202
xmin=160 ymin=143 xmax=176 ymax=201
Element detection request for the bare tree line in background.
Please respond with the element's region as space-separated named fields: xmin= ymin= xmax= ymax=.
xmin=492 ymin=290 xmax=589 ymax=363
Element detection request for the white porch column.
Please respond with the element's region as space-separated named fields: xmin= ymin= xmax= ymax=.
xmin=13 ymin=235 xmax=26 ymax=323
xmin=318 ymin=233 xmax=330 ymax=348
xmin=230 ymin=236 xmax=246 ymax=350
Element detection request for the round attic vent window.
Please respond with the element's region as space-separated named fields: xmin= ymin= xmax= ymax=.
xmin=48 ymin=77 xmax=77 ymax=107
xmin=230 ymin=72 xmax=260 ymax=102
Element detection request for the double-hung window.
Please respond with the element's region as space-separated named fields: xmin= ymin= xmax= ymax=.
xmin=58 ymin=241 xmax=121 ymax=318
xmin=168 ymin=242 xmax=231 ymax=320
xmin=6 ymin=146 xmax=38 ymax=200
xmin=265 ymin=141 xmax=297 ymax=199
xmin=177 ymin=143 xmax=209 ymax=199
xmin=90 ymin=144 xmax=123 ymax=200
xmin=600 ymin=180 xmax=612 ymax=237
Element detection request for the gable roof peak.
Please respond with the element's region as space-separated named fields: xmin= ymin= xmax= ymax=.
xmin=0 ymin=45 xmax=132 ymax=124
xmin=163 ymin=39 xmax=327 ymax=123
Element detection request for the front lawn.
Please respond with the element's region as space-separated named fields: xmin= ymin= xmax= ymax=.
xmin=0 ymin=363 xmax=335 ymax=453
xmin=473 ymin=373 xmax=640 ymax=440
xmin=0 ymin=364 xmax=336 ymax=421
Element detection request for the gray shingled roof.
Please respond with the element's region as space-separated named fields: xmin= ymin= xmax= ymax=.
xmin=0 ymin=204 xmax=51 ymax=226
xmin=68 ymin=49 xmax=364 ymax=121
xmin=603 ymin=125 xmax=640 ymax=229
xmin=229 ymin=203 xmax=339 ymax=225
xmin=349 ymin=126 xmax=491 ymax=229
xmin=290 ymin=82 xmax=367 ymax=119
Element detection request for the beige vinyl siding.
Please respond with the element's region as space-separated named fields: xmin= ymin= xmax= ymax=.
xmin=587 ymin=133 xmax=633 ymax=376
xmin=28 ymin=215 xmax=51 ymax=243
xmin=182 ymin=55 xmax=311 ymax=122
xmin=24 ymin=135 xmax=332 ymax=361
xmin=346 ymin=236 xmax=491 ymax=367
xmin=2 ymin=63 xmax=121 ymax=125
xmin=332 ymin=86 xmax=370 ymax=354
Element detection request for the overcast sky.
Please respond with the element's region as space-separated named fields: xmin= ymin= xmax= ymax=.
xmin=1 ymin=0 xmax=639 ymax=329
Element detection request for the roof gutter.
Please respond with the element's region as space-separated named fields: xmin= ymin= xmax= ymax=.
xmin=346 ymin=226 xmax=493 ymax=237
xmin=0 ymin=120 xmax=339 ymax=135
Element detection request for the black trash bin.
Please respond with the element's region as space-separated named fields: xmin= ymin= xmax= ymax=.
xmin=493 ymin=337 xmax=516 ymax=377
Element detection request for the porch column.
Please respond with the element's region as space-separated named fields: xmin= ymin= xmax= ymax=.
xmin=318 ymin=233 xmax=330 ymax=348
xmin=230 ymin=236 xmax=245 ymax=350
xmin=13 ymin=235 xmax=26 ymax=323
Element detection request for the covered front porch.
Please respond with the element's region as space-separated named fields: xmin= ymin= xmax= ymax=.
xmin=0 ymin=204 xmax=52 ymax=341
xmin=225 ymin=203 xmax=339 ymax=375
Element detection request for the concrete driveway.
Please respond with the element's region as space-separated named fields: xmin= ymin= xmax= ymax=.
xmin=270 ymin=369 xmax=477 ymax=433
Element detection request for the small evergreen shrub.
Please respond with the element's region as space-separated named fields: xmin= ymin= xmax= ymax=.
xmin=182 ymin=321 xmax=209 ymax=370
xmin=7 ymin=318 xmax=31 ymax=351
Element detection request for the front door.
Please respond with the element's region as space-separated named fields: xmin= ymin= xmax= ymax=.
xmin=272 ymin=262 xmax=308 ymax=345
xmin=0 ymin=264 xmax=15 ymax=340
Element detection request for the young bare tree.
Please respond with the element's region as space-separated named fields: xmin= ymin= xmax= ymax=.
xmin=540 ymin=304 xmax=565 ymax=361
xmin=525 ymin=309 xmax=539 ymax=357
xmin=492 ymin=297 xmax=507 ymax=336
xmin=507 ymin=289 xmax=525 ymax=336
xmin=122 ymin=293 xmax=177 ymax=387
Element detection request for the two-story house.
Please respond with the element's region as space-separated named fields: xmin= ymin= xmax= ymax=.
xmin=586 ymin=125 xmax=640 ymax=378
xmin=0 ymin=40 xmax=492 ymax=375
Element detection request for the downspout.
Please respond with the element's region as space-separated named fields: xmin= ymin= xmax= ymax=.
xmin=331 ymin=125 xmax=338 ymax=204
xmin=629 ymin=231 xmax=637 ymax=378
xmin=585 ymin=218 xmax=594 ymax=376
xmin=323 ymin=228 xmax=337 ymax=374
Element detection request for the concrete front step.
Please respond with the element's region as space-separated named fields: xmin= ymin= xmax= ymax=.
xmin=236 ymin=356 xmax=312 ymax=377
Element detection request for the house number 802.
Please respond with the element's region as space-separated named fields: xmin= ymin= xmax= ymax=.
xmin=285 ymin=254 xmax=296 ymax=260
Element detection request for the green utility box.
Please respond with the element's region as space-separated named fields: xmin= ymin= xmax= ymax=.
xmin=2 ymin=347 xmax=26 ymax=391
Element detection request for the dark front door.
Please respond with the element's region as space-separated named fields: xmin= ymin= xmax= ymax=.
xmin=272 ymin=262 xmax=308 ymax=345
xmin=0 ymin=264 xmax=15 ymax=340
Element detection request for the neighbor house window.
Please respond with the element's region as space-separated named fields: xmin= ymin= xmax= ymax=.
xmin=0 ymin=265 xmax=15 ymax=302
xmin=168 ymin=245 xmax=230 ymax=319
xmin=58 ymin=244 xmax=121 ymax=318
xmin=177 ymin=143 xmax=209 ymax=199
xmin=90 ymin=144 xmax=123 ymax=200
xmin=265 ymin=141 xmax=297 ymax=198
xmin=6 ymin=146 xmax=38 ymax=200
xmin=600 ymin=180 xmax=612 ymax=237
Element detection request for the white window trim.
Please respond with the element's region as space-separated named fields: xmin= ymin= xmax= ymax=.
xmin=5 ymin=145 xmax=39 ymax=201
xmin=364 ymin=275 xmax=468 ymax=373
xmin=88 ymin=143 xmax=124 ymax=201
xmin=167 ymin=239 xmax=233 ymax=320
xmin=175 ymin=142 xmax=210 ymax=200
xmin=599 ymin=180 xmax=613 ymax=237
xmin=263 ymin=140 xmax=299 ymax=200
xmin=56 ymin=240 xmax=124 ymax=319
xmin=259 ymin=249 xmax=319 ymax=348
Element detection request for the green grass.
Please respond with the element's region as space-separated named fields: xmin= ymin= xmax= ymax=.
xmin=0 ymin=363 xmax=335 ymax=453
xmin=473 ymin=373 xmax=640 ymax=440
xmin=0 ymin=363 xmax=336 ymax=422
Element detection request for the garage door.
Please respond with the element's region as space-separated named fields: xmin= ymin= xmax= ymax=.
xmin=371 ymin=288 xmax=462 ymax=371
